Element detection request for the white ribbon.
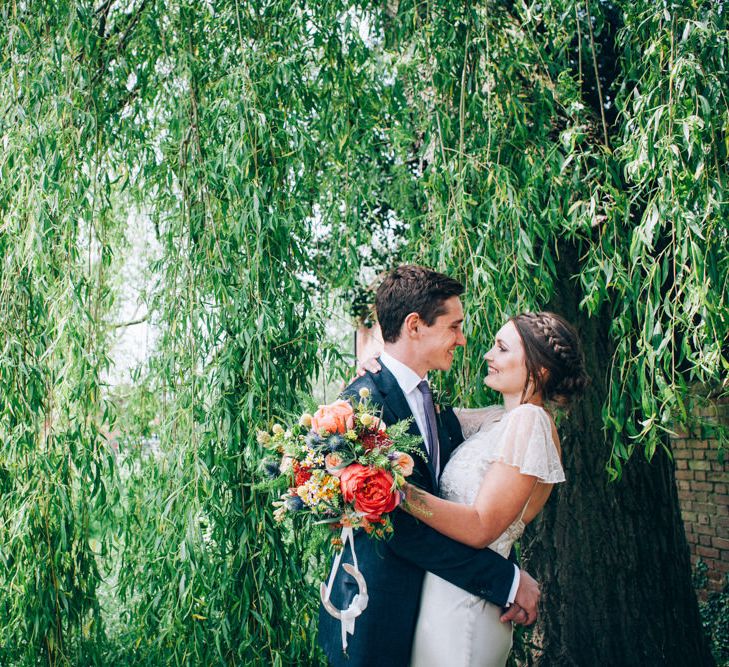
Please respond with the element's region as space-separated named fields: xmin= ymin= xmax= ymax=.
xmin=320 ymin=526 xmax=369 ymax=652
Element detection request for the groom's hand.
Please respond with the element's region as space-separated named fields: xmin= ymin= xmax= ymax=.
xmin=501 ymin=570 xmax=540 ymax=625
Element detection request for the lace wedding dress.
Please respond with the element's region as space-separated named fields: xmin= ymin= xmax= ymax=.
xmin=410 ymin=404 xmax=565 ymax=667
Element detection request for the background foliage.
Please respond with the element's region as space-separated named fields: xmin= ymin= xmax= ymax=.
xmin=0 ymin=0 xmax=726 ymax=665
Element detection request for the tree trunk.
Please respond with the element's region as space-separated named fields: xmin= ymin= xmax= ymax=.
xmin=521 ymin=244 xmax=714 ymax=666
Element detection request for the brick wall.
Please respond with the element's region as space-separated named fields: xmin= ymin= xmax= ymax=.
xmin=673 ymin=399 xmax=729 ymax=596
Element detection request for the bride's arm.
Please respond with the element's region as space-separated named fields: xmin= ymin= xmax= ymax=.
xmin=403 ymin=463 xmax=538 ymax=549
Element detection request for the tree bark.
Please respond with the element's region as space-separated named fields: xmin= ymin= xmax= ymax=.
xmin=521 ymin=242 xmax=714 ymax=666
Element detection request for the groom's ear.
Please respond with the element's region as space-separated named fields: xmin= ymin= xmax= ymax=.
xmin=403 ymin=311 xmax=422 ymax=338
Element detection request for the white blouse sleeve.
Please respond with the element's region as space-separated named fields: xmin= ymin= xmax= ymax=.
xmin=454 ymin=406 xmax=504 ymax=440
xmin=485 ymin=404 xmax=565 ymax=483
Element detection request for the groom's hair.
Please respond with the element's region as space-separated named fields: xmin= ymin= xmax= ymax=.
xmin=376 ymin=265 xmax=464 ymax=343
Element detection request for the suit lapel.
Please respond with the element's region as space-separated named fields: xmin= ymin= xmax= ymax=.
xmin=435 ymin=411 xmax=453 ymax=467
xmin=371 ymin=360 xmax=438 ymax=490
xmin=371 ymin=362 xmax=412 ymax=425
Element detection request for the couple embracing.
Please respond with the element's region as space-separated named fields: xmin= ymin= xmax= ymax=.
xmin=318 ymin=265 xmax=589 ymax=667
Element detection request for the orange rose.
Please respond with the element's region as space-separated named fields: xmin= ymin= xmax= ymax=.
xmin=310 ymin=399 xmax=355 ymax=436
xmin=325 ymin=452 xmax=346 ymax=477
xmin=392 ymin=452 xmax=415 ymax=477
xmin=339 ymin=464 xmax=400 ymax=521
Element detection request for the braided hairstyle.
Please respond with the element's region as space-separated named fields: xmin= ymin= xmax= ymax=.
xmin=510 ymin=311 xmax=590 ymax=407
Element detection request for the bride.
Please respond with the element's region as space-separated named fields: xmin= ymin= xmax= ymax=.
xmin=364 ymin=310 xmax=588 ymax=666
xmin=409 ymin=311 xmax=587 ymax=666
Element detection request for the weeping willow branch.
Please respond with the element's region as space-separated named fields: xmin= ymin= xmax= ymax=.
xmin=111 ymin=314 xmax=148 ymax=329
xmin=584 ymin=0 xmax=610 ymax=147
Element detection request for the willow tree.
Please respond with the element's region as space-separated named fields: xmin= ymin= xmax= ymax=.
xmin=302 ymin=1 xmax=727 ymax=664
xmin=1 ymin=1 xmax=725 ymax=666
xmin=0 ymin=3 xmax=125 ymax=663
xmin=1 ymin=1 xmax=337 ymax=664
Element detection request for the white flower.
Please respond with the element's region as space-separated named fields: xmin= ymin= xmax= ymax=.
xmin=280 ymin=456 xmax=293 ymax=473
xmin=273 ymin=505 xmax=287 ymax=522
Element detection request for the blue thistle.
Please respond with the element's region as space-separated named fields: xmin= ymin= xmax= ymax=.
xmin=305 ymin=432 xmax=323 ymax=449
xmin=259 ymin=457 xmax=281 ymax=479
xmin=327 ymin=435 xmax=345 ymax=452
xmin=285 ymin=495 xmax=305 ymax=511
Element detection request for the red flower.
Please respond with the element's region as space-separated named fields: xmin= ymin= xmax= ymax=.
xmin=292 ymin=460 xmax=312 ymax=487
xmin=339 ymin=464 xmax=400 ymax=521
xmin=360 ymin=429 xmax=392 ymax=451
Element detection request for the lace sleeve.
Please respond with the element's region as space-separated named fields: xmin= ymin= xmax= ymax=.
xmin=453 ymin=406 xmax=504 ymax=440
xmin=486 ymin=404 xmax=565 ymax=483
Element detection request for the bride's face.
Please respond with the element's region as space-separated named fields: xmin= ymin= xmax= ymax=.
xmin=483 ymin=321 xmax=529 ymax=397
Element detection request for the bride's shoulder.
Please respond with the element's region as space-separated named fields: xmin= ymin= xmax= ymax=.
xmin=503 ymin=404 xmax=558 ymax=450
xmin=506 ymin=403 xmax=550 ymax=421
xmin=454 ymin=404 xmax=505 ymax=424
xmin=456 ymin=404 xmax=504 ymax=416
xmin=454 ymin=405 xmax=505 ymax=438
xmin=503 ymin=404 xmax=555 ymax=437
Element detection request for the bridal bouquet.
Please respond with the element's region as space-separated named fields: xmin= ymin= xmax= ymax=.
xmin=258 ymin=388 xmax=420 ymax=542
xmin=258 ymin=389 xmax=421 ymax=652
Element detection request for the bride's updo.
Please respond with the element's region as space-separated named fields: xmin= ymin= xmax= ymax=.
xmin=510 ymin=311 xmax=590 ymax=407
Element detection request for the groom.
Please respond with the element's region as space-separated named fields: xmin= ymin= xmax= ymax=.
xmin=318 ymin=265 xmax=540 ymax=667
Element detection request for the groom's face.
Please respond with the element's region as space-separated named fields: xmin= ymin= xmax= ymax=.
xmin=415 ymin=296 xmax=466 ymax=372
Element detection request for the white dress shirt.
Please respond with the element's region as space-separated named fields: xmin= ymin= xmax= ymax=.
xmin=379 ymin=350 xmax=520 ymax=605
xmin=379 ymin=351 xmax=435 ymax=459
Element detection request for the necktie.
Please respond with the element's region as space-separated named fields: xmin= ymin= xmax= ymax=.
xmin=417 ymin=380 xmax=440 ymax=481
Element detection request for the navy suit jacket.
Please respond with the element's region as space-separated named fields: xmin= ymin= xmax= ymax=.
xmin=318 ymin=362 xmax=516 ymax=667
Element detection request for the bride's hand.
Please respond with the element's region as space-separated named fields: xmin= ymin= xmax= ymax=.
xmin=340 ymin=356 xmax=383 ymax=390
xmin=355 ymin=356 xmax=382 ymax=377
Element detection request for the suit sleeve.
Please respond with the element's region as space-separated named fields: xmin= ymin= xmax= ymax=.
xmin=387 ymin=502 xmax=515 ymax=606
xmin=341 ymin=380 xmax=516 ymax=607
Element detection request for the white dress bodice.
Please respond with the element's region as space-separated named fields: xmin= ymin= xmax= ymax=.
xmin=440 ymin=404 xmax=565 ymax=557
xmin=410 ymin=403 xmax=565 ymax=667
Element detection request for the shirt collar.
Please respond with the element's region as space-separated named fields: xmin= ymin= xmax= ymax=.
xmin=380 ymin=351 xmax=427 ymax=395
